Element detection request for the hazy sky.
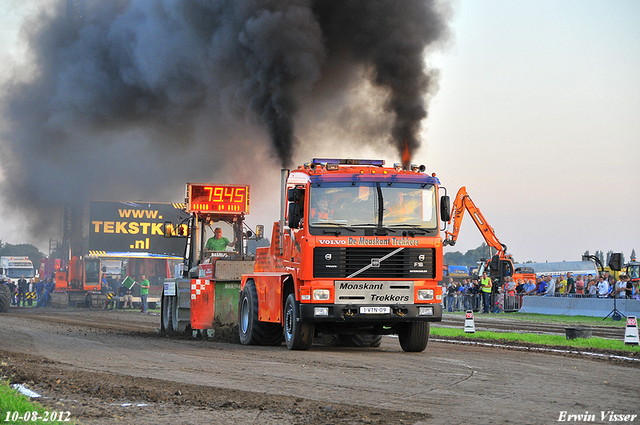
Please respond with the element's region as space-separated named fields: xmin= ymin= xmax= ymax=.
xmin=424 ymin=0 xmax=640 ymax=263
xmin=0 ymin=0 xmax=638 ymax=264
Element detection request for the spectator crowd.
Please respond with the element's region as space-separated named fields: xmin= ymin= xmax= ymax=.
xmin=1 ymin=275 xmax=56 ymax=308
xmin=442 ymin=271 xmax=639 ymax=313
xmin=1 ymin=274 xmax=146 ymax=311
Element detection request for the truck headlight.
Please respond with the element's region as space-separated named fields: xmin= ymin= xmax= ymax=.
xmin=313 ymin=289 xmax=330 ymax=300
xmin=417 ymin=289 xmax=434 ymax=300
xmin=314 ymin=307 xmax=329 ymax=316
xmin=418 ymin=306 xmax=434 ymax=316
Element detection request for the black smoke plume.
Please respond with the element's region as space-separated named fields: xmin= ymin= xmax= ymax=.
xmin=314 ymin=0 xmax=446 ymax=165
xmin=0 ymin=0 xmax=448 ymax=240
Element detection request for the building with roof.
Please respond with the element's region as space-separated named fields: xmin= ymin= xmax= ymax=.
xmin=515 ymin=261 xmax=598 ymax=278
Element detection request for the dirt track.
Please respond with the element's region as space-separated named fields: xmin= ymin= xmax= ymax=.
xmin=1 ymin=307 xmax=639 ymax=424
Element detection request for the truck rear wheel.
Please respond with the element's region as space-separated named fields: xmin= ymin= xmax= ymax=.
xmin=398 ymin=322 xmax=430 ymax=352
xmin=161 ymin=291 xmax=173 ymax=333
xmin=0 ymin=285 xmax=10 ymax=313
xmin=284 ymin=293 xmax=314 ymax=350
xmin=238 ymin=280 xmax=282 ymax=346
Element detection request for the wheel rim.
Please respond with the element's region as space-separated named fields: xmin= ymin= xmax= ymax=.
xmin=240 ymin=297 xmax=249 ymax=334
xmin=284 ymin=302 xmax=294 ymax=341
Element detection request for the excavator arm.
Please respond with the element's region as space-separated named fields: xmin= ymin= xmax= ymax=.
xmin=443 ymin=186 xmax=507 ymax=257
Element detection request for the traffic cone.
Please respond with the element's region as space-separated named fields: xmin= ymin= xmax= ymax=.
xmin=624 ymin=316 xmax=639 ymax=345
xmin=464 ymin=310 xmax=475 ymax=333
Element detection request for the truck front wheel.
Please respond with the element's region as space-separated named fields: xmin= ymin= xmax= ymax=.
xmin=284 ymin=293 xmax=314 ymax=350
xmin=239 ymin=280 xmax=282 ymax=346
xmin=398 ymin=322 xmax=430 ymax=352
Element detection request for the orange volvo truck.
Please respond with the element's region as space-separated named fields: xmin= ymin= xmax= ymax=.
xmin=239 ymin=158 xmax=451 ymax=351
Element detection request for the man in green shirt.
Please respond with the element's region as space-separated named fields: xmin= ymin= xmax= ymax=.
xmin=139 ymin=275 xmax=150 ymax=314
xmin=206 ymin=227 xmax=235 ymax=251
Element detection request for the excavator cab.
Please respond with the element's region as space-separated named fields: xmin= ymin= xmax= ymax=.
xmin=627 ymin=263 xmax=639 ymax=281
xmin=57 ymin=257 xmax=101 ymax=292
xmin=501 ymin=258 xmax=513 ymax=278
xmin=83 ymin=258 xmax=101 ymax=291
xmin=487 ymin=254 xmax=513 ymax=289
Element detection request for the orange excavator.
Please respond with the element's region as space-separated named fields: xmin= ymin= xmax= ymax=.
xmin=53 ymin=203 xmax=102 ymax=307
xmin=443 ymin=187 xmax=535 ymax=289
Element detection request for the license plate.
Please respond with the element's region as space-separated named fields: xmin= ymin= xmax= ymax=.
xmin=360 ymin=306 xmax=391 ymax=314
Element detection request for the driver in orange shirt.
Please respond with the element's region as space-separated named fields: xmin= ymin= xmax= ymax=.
xmin=387 ymin=192 xmax=408 ymax=215
xmin=311 ymin=196 xmax=333 ymax=220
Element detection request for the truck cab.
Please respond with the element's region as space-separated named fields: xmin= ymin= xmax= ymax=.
xmin=0 ymin=256 xmax=36 ymax=284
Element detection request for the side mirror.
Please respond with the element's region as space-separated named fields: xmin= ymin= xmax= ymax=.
xmin=288 ymin=203 xmax=301 ymax=228
xmin=440 ymin=195 xmax=451 ymax=222
xmin=164 ymin=222 xmax=188 ymax=237
xmin=255 ymin=225 xmax=264 ymax=240
xmin=288 ymin=188 xmax=303 ymax=202
xmin=287 ymin=188 xmax=304 ymax=229
xmin=609 ymin=253 xmax=623 ymax=271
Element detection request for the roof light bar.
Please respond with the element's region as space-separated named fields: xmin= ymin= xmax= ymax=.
xmin=312 ymin=158 xmax=385 ymax=166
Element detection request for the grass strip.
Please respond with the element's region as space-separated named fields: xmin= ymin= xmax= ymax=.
xmin=445 ymin=311 xmax=629 ymax=327
xmin=0 ymin=379 xmax=75 ymax=424
xmin=430 ymin=326 xmax=640 ymax=353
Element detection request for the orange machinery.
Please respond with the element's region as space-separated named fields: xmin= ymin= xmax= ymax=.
xmin=238 ymin=158 xmax=451 ymax=352
xmin=54 ymin=256 xmax=102 ymax=307
xmin=52 ymin=203 xmax=103 ymax=306
xmin=160 ymin=183 xmax=257 ymax=335
xmin=443 ymin=186 xmax=535 ymax=287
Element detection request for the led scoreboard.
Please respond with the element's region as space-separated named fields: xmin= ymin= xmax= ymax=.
xmin=186 ymin=183 xmax=250 ymax=214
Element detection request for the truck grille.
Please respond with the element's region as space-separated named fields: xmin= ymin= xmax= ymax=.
xmin=313 ymin=247 xmax=436 ymax=279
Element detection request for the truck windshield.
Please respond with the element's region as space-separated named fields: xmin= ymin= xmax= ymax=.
xmin=309 ymin=182 xmax=437 ymax=229
xmin=7 ymin=268 xmax=35 ymax=279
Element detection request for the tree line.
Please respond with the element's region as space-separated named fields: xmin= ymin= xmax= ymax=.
xmin=444 ymin=244 xmax=637 ymax=267
xmin=443 ymin=243 xmax=494 ymax=267
xmin=584 ymin=249 xmax=637 ymax=268
xmin=0 ymin=241 xmax=46 ymax=268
